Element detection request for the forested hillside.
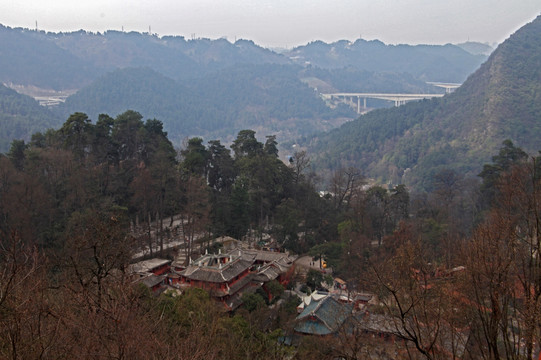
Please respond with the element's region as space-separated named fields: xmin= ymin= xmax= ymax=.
xmin=299 ymin=66 xmax=434 ymax=94
xmin=0 ymin=84 xmax=62 ymax=152
xmin=0 ymin=26 xmax=288 ymax=89
xmin=3 ymin=108 xmax=541 ymax=358
xmin=304 ymin=15 xmax=541 ymax=190
xmin=54 ymin=65 xmax=356 ymax=145
xmin=52 ymin=31 xmax=289 ymax=81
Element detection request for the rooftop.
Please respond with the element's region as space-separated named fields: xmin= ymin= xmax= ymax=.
xmin=140 ymin=274 xmax=166 ymax=288
xmin=128 ymin=258 xmax=171 ymax=274
xmin=295 ymin=294 xmax=353 ymax=335
xmin=180 ymin=249 xmax=255 ymax=283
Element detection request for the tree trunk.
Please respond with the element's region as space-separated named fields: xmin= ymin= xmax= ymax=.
xmin=147 ymin=212 xmax=153 ymax=257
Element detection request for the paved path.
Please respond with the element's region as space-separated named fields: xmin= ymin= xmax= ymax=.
xmin=295 ymin=255 xmax=325 ymax=271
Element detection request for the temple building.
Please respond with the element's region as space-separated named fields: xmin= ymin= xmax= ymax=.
xmin=173 ymin=247 xmax=296 ymax=310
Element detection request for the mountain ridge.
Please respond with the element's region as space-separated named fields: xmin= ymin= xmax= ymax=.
xmin=0 ymin=24 xmax=487 ymax=90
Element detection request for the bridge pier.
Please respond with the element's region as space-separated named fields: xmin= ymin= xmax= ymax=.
xmin=356 ymin=96 xmax=368 ymax=114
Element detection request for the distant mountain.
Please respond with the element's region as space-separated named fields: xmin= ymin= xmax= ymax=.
xmin=303 ymin=15 xmax=541 ymax=190
xmin=53 ymin=31 xmax=289 ymax=80
xmin=54 ymin=65 xmax=355 ymax=146
xmin=0 ymin=25 xmax=100 ymax=89
xmin=455 ymin=41 xmax=494 ymax=56
xmin=299 ymin=67 xmax=435 ymax=94
xmin=55 ymin=67 xmax=187 ymax=128
xmin=0 ymin=26 xmax=289 ymax=90
xmin=55 ymin=62 xmax=447 ymax=146
xmin=0 ymin=84 xmax=62 ymax=152
xmin=0 ymin=25 xmax=486 ymax=91
xmin=286 ymin=39 xmax=487 ymax=83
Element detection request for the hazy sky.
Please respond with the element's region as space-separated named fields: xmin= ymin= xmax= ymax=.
xmin=1 ymin=0 xmax=540 ymax=48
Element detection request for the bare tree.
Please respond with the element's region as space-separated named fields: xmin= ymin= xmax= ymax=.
xmin=367 ymin=232 xmax=469 ymax=360
xmin=461 ymin=159 xmax=541 ymax=359
xmin=61 ymin=210 xmax=133 ymax=312
xmin=0 ymin=232 xmax=60 ymax=359
xmin=330 ymin=167 xmax=364 ymax=212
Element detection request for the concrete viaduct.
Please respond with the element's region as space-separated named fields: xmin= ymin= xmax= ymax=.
xmin=321 ymin=82 xmax=461 ymax=114
xmin=321 ymin=92 xmax=445 ymax=114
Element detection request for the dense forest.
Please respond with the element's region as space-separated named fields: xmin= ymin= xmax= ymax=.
xmin=2 ymin=107 xmax=541 ymax=358
xmin=303 ymin=15 xmax=541 ymax=190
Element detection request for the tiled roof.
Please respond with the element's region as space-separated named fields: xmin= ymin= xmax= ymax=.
xmin=253 ymin=264 xmax=282 ymax=282
xmin=180 ymin=256 xmax=254 ymax=283
xmin=297 ymin=291 xmax=329 ymax=310
xmin=295 ymin=295 xmax=352 ymax=335
xmin=225 ymin=284 xmax=259 ymax=310
xmin=141 ymin=274 xmax=165 ymax=288
xmin=357 ymin=294 xmax=373 ymax=302
xmin=128 ymin=258 xmax=171 ymax=274
xmin=210 ymin=273 xmax=254 ymax=297
xmin=243 ymin=249 xmax=297 ymax=264
xmin=180 ymin=247 xmax=295 ymax=289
